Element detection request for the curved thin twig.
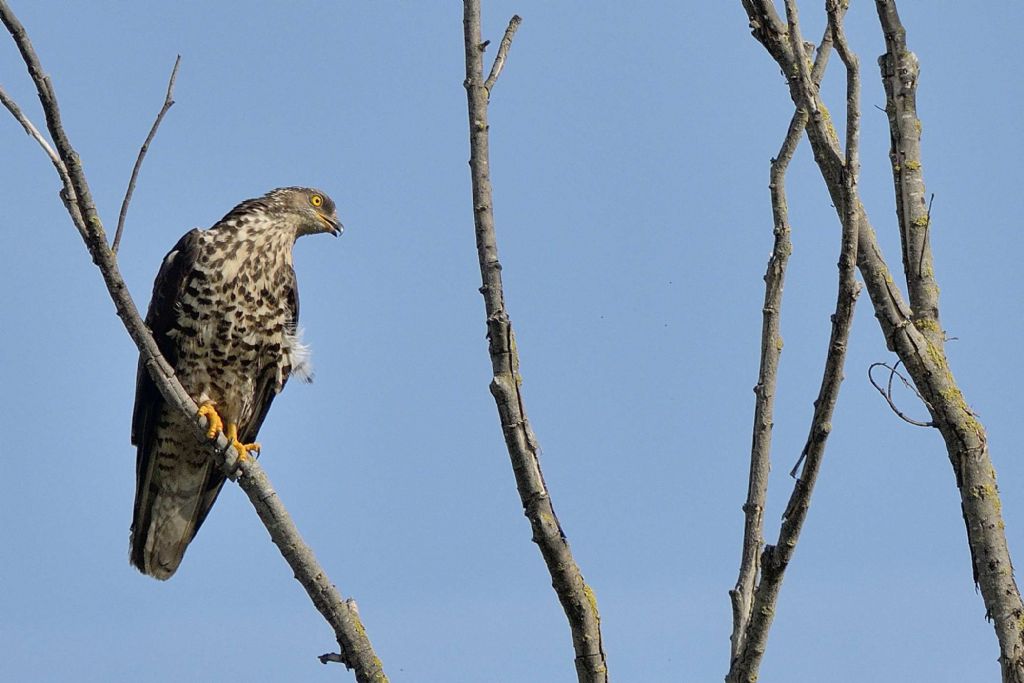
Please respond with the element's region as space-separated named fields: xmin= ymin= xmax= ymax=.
xmin=868 ymin=361 xmax=934 ymax=427
xmin=112 ymin=54 xmax=180 ymax=254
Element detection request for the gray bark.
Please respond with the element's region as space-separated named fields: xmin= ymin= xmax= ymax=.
xmin=462 ymin=3 xmax=609 ymax=681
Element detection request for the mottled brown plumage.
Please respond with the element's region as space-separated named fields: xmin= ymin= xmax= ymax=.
xmin=130 ymin=187 xmax=341 ymax=580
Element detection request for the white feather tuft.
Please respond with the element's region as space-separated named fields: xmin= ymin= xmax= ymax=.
xmin=285 ymin=327 xmax=314 ymax=383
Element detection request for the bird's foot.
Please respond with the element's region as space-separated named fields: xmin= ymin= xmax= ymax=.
xmin=197 ymin=403 xmax=224 ymax=439
xmin=225 ymin=423 xmax=260 ymax=463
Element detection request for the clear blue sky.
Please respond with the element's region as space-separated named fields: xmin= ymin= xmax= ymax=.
xmin=1 ymin=2 xmax=1021 ymax=681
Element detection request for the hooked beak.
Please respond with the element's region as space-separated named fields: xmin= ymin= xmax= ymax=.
xmin=317 ymin=212 xmax=344 ymax=237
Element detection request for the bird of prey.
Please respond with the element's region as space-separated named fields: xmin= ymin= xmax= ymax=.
xmin=130 ymin=187 xmax=342 ymax=580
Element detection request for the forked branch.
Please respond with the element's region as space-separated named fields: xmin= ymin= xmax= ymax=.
xmin=0 ymin=4 xmax=386 ymax=680
xmin=727 ymin=3 xmax=861 ymax=681
xmin=729 ymin=3 xmax=845 ymax=663
xmin=462 ymin=3 xmax=608 ymax=682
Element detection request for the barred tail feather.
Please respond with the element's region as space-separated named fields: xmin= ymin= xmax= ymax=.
xmin=130 ymin=414 xmax=226 ymax=580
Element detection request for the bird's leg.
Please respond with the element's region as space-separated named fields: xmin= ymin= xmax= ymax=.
xmin=224 ymin=423 xmax=260 ymax=462
xmin=197 ymin=403 xmax=260 ymax=463
xmin=197 ymin=403 xmax=224 ymax=439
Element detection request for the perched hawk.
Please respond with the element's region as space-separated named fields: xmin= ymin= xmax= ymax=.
xmin=130 ymin=187 xmax=342 ymax=580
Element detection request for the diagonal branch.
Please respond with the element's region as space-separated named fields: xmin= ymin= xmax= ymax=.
xmin=0 ymin=82 xmax=85 ymax=242
xmin=873 ymin=6 xmax=1023 ymax=677
xmin=483 ymin=14 xmax=521 ymax=95
xmin=462 ymin=4 xmax=608 ymax=682
xmin=739 ymin=1 xmax=1024 ymax=680
xmin=112 ymin=54 xmax=180 ymax=255
xmin=0 ymin=4 xmax=387 ymax=681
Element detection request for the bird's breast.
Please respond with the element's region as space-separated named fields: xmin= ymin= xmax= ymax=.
xmin=171 ymin=231 xmax=295 ymax=422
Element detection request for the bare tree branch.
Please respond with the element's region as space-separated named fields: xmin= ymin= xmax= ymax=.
xmin=728 ymin=107 xmax=802 ymax=663
xmin=112 ymin=54 xmax=180 ymax=255
xmin=874 ymin=9 xmax=1024 ymax=676
xmin=785 ymin=0 xmax=818 ymax=117
xmin=731 ymin=208 xmax=861 ymax=682
xmin=876 ymin=1 xmax=940 ymax=346
xmin=738 ymin=0 xmax=1024 ymax=679
xmin=0 ymin=4 xmax=387 ymax=680
xmin=827 ymin=1 xmax=858 ymax=174
xmin=727 ymin=4 xmax=862 ymax=680
xmin=462 ymin=4 xmax=608 ymax=681
xmin=0 ymin=83 xmax=59 ymax=170
xmin=0 ymin=82 xmax=85 ymax=242
xmin=729 ymin=7 xmax=844 ymax=662
xmin=483 ymin=14 xmax=521 ymax=96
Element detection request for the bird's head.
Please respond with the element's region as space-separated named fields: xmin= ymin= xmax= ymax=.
xmin=265 ymin=186 xmax=343 ymax=238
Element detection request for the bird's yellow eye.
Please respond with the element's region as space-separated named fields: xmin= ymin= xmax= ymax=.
xmin=310 ymin=194 xmax=323 ymax=208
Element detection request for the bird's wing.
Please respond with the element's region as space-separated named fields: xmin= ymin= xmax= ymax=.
xmin=131 ymin=228 xmax=203 ymax=449
xmin=130 ymin=229 xmax=214 ymax=565
xmin=239 ymin=265 xmax=299 ymax=445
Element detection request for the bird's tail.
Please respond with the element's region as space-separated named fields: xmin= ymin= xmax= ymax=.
xmin=130 ymin=424 xmax=226 ymax=580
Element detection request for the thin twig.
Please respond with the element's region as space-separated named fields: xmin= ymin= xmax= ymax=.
xmin=0 ymin=84 xmax=60 ymax=168
xmin=918 ymin=192 xmax=934 ymax=280
xmin=0 ymin=83 xmax=86 ymax=241
xmin=0 ymin=5 xmax=387 ymax=680
xmin=868 ymin=361 xmax=934 ymax=427
xmin=483 ymin=14 xmax=522 ymax=95
xmin=463 ymin=3 xmax=608 ymax=682
xmin=112 ymin=54 xmax=180 ymax=254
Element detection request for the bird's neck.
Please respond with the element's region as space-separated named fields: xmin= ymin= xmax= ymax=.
xmin=207 ymin=221 xmax=295 ymax=280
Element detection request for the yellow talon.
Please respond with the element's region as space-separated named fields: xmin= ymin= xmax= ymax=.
xmin=231 ymin=440 xmax=250 ymax=463
xmin=198 ymin=408 xmax=259 ymax=465
xmin=225 ymin=423 xmax=259 ymax=463
xmin=198 ymin=403 xmax=223 ymax=439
